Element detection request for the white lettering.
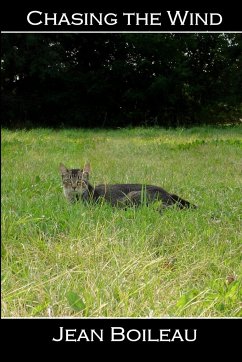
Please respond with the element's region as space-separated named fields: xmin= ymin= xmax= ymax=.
xmin=127 ymin=329 xmax=141 ymax=342
xmin=123 ymin=13 xmax=135 ymax=26
xmin=27 ymin=11 xmax=42 ymax=26
xmin=58 ymin=13 xmax=71 ymax=26
xmin=167 ymin=10 xmax=189 ymax=25
xmin=160 ymin=329 xmax=171 ymax=342
xmin=147 ymin=330 xmax=159 ymax=342
xmin=104 ymin=13 xmax=117 ymax=25
xmin=44 ymin=13 xmax=58 ymax=26
xmin=91 ymin=329 xmax=104 ymax=341
xmin=89 ymin=13 xmax=102 ymax=26
xmin=150 ymin=13 xmax=162 ymax=26
xmin=193 ymin=13 xmax=208 ymax=25
xmin=111 ymin=327 xmax=125 ymax=341
xmin=66 ymin=329 xmax=77 ymax=342
xmin=71 ymin=13 xmax=83 ymax=25
xmin=167 ymin=11 xmax=222 ymax=26
xmin=171 ymin=329 xmax=184 ymax=342
xmin=52 ymin=326 xmax=64 ymax=342
xmin=135 ymin=13 xmax=149 ymax=26
xmin=210 ymin=13 xmax=222 ymax=25
xmin=76 ymin=330 xmax=90 ymax=341
xmin=185 ymin=329 xmax=197 ymax=342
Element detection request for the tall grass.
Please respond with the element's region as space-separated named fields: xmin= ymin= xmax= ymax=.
xmin=1 ymin=126 xmax=242 ymax=317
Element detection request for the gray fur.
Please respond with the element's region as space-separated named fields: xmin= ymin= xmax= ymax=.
xmin=60 ymin=163 xmax=197 ymax=210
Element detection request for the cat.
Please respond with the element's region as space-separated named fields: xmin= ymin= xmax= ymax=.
xmin=59 ymin=162 xmax=197 ymax=210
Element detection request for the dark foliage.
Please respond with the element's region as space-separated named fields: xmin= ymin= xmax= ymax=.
xmin=1 ymin=33 xmax=242 ymax=128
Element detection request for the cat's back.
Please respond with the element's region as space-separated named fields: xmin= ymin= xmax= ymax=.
xmin=93 ymin=183 xmax=169 ymax=204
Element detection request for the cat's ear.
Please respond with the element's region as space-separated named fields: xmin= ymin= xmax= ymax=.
xmin=59 ymin=163 xmax=68 ymax=174
xmin=83 ymin=162 xmax=91 ymax=179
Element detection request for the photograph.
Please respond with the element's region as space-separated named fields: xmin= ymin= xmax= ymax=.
xmin=2 ymin=31 xmax=241 ymax=322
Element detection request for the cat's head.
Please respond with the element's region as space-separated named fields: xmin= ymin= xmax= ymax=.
xmin=59 ymin=162 xmax=91 ymax=200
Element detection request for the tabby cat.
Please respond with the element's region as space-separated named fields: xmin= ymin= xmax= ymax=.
xmin=59 ymin=163 xmax=197 ymax=210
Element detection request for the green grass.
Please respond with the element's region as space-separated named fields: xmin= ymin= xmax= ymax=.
xmin=1 ymin=126 xmax=242 ymax=317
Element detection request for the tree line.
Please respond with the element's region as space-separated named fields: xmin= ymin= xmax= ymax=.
xmin=1 ymin=33 xmax=242 ymax=128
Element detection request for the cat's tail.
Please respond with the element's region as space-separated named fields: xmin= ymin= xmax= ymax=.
xmin=169 ymin=194 xmax=197 ymax=209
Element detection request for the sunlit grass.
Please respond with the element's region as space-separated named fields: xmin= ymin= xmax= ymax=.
xmin=1 ymin=126 xmax=242 ymax=317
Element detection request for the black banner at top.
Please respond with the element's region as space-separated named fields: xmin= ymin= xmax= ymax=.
xmin=1 ymin=3 xmax=242 ymax=32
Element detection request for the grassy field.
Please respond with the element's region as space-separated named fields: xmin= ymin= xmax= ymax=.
xmin=1 ymin=126 xmax=242 ymax=317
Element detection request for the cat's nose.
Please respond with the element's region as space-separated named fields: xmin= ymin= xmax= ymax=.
xmin=73 ymin=186 xmax=76 ymax=190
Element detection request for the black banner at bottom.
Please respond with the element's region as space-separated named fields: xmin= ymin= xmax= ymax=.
xmin=1 ymin=318 xmax=240 ymax=355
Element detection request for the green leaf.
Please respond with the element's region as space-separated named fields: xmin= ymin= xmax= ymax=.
xmin=31 ymin=303 xmax=48 ymax=316
xmin=216 ymin=303 xmax=225 ymax=311
xmin=176 ymin=294 xmax=189 ymax=308
xmin=225 ymin=281 xmax=240 ymax=301
xmin=176 ymin=290 xmax=198 ymax=308
xmin=67 ymin=291 xmax=86 ymax=312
